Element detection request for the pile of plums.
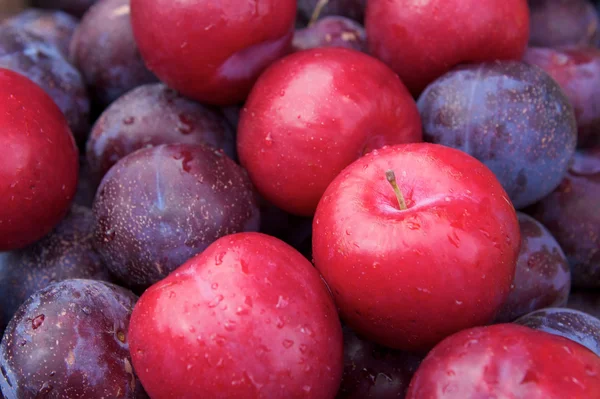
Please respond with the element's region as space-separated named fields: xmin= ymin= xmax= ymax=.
xmin=1 ymin=0 xmax=600 ymax=397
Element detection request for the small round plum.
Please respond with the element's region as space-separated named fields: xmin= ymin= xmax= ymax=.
xmin=418 ymin=61 xmax=577 ymax=209
xmin=366 ymin=0 xmax=530 ymax=96
xmin=130 ymin=0 xmax=297 ymax=105
xmin=528 ymin=148 xmax=600 ymax=288
xmin=69 ymin=0 xmax=156 ymax=107
xmin=0 ymin=279 xmax=145 ymax=398
xmin=495 ymin=213 xmax=571 ymax=323
xmin=297 ymin=0 xmax=367 ymax=25
xmin=516 ymin=308 xmax=600 ymax=357
xmin=238 ymin=47 xmax=422 ymax=216
xmin=128 ymin=232 xmax=343 ymax=399
xmin=337 ymin=326 xmax=423 ymax=399
xmin=0 ymin=205 xmax=111 ymax=333
xmin=292 ymin=16 xmax=366 ymax=53
xmin=1 ymin=8 xmax=78 ymax=57
xmin=31 ymin=0 xmax=98 ymax=17
xmin=524 ymin=47 xmax=600 ymax=148
xmin=406 ymin=324 xmax=600 ymax=398
xmin=0 ymin=68 xmax=79 ymax=251
xmin=92 ymin=143 xmax=260 ymax=289
xmin=529 ymin=0 xmax=600 ymax=48
xmin=86 ymin=83 xmax=235 ymax=185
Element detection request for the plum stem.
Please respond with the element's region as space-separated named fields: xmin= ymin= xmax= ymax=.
xmin=309 ymin=0 xmax=329 ymax=26
xmin=385 ymin=170 xmax=407 ymax=210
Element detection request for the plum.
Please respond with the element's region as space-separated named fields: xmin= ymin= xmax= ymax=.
xmin=31 ymin=0 xmax=97 ymax=18
xmin=220 ymin=105 xmax=242 ymax=131
xmin=0 ymin=68 xmax=79 ymax=251
xmin=92 ymin=143 xmax=260 ymax=289
xmin=1 ymin=8 xmax=78 ymax=57
xmin=69 ymin=0 xmax=156 ymax=108
xmin=297 ymin=0 xmax=366 ymax=25
xmin=292 ymin=16 xmax=366 ymax=53
xmin=407 ymin=324 xmax=600 ymax=398
xmin=418 ymin=61 xmax=578 ymax=209
xmin=0 ymin=205 xmax=111 ymax=333
xmin=567 ymin=291 xmax=600 ymax=319
xmin=516 ymin=308 xmax=600 ymax=357
xmin=495 ymin=213 xmax=571 ymax=323
xmin=337 ymin=326 xmax=423 ymax=399
xmin=86 ymin=83 xmax=236 ymax=185
xmin=128 ymin=232 xmax=343 ymax=399
xmin=524 ymin=47 xmax=600 ymax=148
xmin=529 ymin=0 xmax=600 ymax=48
xmin=74 ymin=156 xmax=96 ymax=207
xmin=528 ymin=148 xmax=600 ymax=287
xmin=0 ymin=279 xmax=146 ymax=398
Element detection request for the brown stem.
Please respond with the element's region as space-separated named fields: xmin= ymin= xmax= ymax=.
xmin=385 ymin=170 xmax=407 ymax=210
xmin=309 ymin=0 xmax=330 ymax=26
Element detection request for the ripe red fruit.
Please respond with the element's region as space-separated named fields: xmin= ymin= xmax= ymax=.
xmin=129 ymin=232 xmax=343 ymax=399
xmin=366 ymin=0 xmax=530 ymax=96
xmin=130 ymin=0 xmax=296 ymax=105
xmin=406 ymin=324 xmax=600 ymax=398
xmin=237 ymin=47 xmax=422 ymax=217
xmin=0 ymin=68 xmax=78 ymax=251
xmin=312 ymin=143 xmax=520 ymax=351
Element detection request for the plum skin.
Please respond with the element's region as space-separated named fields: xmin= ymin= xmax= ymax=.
xmin=292 ymin=16 xmax=367 ymax=53
xmin=0 ymin=279 xmax=146 ymax=398
xmin=0 ymin=68 xmax=79 ymax=251
xmin=418 ymin=61 xmax=577 ymax=209
xmin=128 ymin=232 xmax=343 ymax=399
xmin=92 ymin=143 xmax=260 ymax=289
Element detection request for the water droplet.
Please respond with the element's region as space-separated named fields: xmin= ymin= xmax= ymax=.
xmin=372 ymin=262 xmax=380 ymax=269
xmin=244 ymin=296 xmax=253 ymax=308
xmin=211 ymin=334 xmax=226 ymax=346
xmin=275 ymin=317 xmax=285 ymax=329
xmin=447 ymin=231 xmax=461 ymax=248
xmin=236 ymin=306 xmax=250 ymax=316
xmin=37 ymin=382 xmax=53 ymax=396
xmin=208 ymin=295 xmax=224 ymax=308
xmin=224 ymin=320 xmax=236 ymax=332
xmin=123 ymin=116 xmax=135 ymax=125
xmin=299 ymin=344 xmax=307 ymax=353
xmin=585 ymin=365 xmax=597 ymax=376
xmin=82 ymin=306 xmax=91 ymax=315
xmin=211 ymin=283 xmax=219 ymax=290
xmin=303 ymin=385 xmax=312 ymax=393
xmin=169 ymin=291 xmax=176 ymax=298
xmin=300 ymin=325 xmax=314 ymax=337
xmin=282 ymin=339 xmax=294 ymax=349
xmin=345 ymin=229 xmax=352 ymax=236
xmin=31 ymin=314 xmax=45 ymax=329
xmin=265 ymin=133 xmax=273 ymax=146
xmin=406 ymin=221 xmax=420 ymax=230
xmin=215 ymin=253 xmax=225 ymax=265
xmin=187 ymin=364 xmax=193 ymax=370
xmin=445 ymin=197 xmax=451 ymax=202
xmin=19 ymin=340 xmax=26 ymax=347
xmin=455 ymin=300 xmax=463 ymax=305
xmin=240 ymin=259 xmax=249 ymax=274
xmin=276 ymin=296 xmax=289 ymax=309
xmin=447 ymin=370 xmax=456 ymax=376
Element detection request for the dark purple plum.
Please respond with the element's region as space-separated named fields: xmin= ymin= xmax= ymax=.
xmin=0 ymin=279 xmax=146 ymax=398
xmin=0 ymin=25 xmax=90 ymax=145
xmin=31 ymin=0 xmax=97 ymax=18
xmin=515 ymin=308 xmax=600 ymax=357
xmin=69 ymin=0 xmax=156 ymax=107
xmin=495 ymin=213 xmax=571 ymax=323
xmin=417 ymin=61 xmax=577 ymax=209
xmin=529 ymin=0 xmax=600 ymax=48
xmin=1 ymin=8 xmax=78 ymax=57
xmin=92 ymin=143 xmax=260 ymax=289
xmin=337 ymin=326 xmax=423 ymax=399
xmin=86 ymin=83 xmax=235 ymax=185
xmin=524 ymin=46 xmax=600 ymax=148
xmin=567 ymin=290 xmax=600 ymax=319
xmin=293 ymin=16 xmax=366 ymax=53
xmin=0 ymin=205 xmax=111 ymax=334
xmin=297 ymin=0 xmax=367 ymax=25
xmin=528 ymin=148 xmax=600 ymax=288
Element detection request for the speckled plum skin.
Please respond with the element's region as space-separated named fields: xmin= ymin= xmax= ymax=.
xmin=238 ymin=47 xmax=422 ymax=217
xmin=31 ymin=0 xmax=97 ymax=18
xmin=69 ymin=0 xmax=156 ymax=107
xmin=0 ymin=25 xmax=90 ymax=145
xmin=92 ymin=143 xmax=260 ymax=290
xmin=2 ymin=9 xmax=78 ymax=57
xmin=86 ymin=83 xmax=235 ymax=185
xmin=292 ymin=16 xmax=366 ymax=53
xmin=528 ymin=149 xmax=600 ymax=288
xmin=0 ymin=68 xmax=79 ymax=251
xmin=130 ymin=0 xmax=296 ymax=105
xmin=128 ymin=232 xmax=343 ymax=399
xmin=312 ymin=144 xmax=520 ymax=352
xmin=495 ymin=213 xmax=571 ymax=323
xmin=524 ymin=47 xmax=600 ymax=148
xmin=336 ymin=326 xmax=423 ymax=399
xmin=297 ymin=0 xmax=366 ymax=24
xmin=0 ymin=279 xmax=146 ymax=398
xmin=0 ymin=205 xmax=111 ymax=334
xmin=406 ymin=324 xmax=600 ymax=399
xmin=366 ymin=0 xmax=529 ymax=96
xmin=529 ymin=0 xmax=600 ymax=48
xmin=516 ymin=308 xmax=600 ymax=357
xmin=418 ymin=61 xmax=578 ymax=209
